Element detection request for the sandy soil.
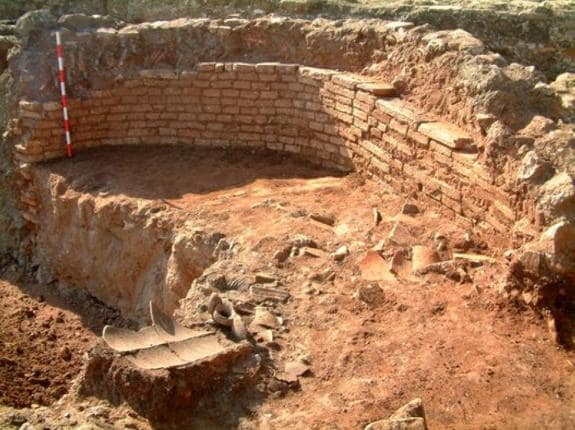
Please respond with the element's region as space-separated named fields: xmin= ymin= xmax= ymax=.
xmin=1 ymin=146 xmax=574 ymax=429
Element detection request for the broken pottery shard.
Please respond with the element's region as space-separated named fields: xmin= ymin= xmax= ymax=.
xmin=389 ymin=250 xmax=407 ymax=275
xmin=150 ymin=301 xmax=209 ymax=342
xmin=125 ymin=344 xmax=187 ymax=370
xmin=250 ymin=284 xmax=291 ymax=302
xmin=254 ymin=272 xmax=276 ymax=284
xmin=250 ymin=307 xmax=280 ymax=331
xmin=231 ymin=315 xmax=247 ymax=340
xmin=309 ymin=212 xmax=335 ymax=226
xmin=387 ymin=222 xmax=413 ymax=247
xmin=309 ymin=218 xmax=335 ymax=232
xmin=168 ymin=335 xmax=228 ymax=364
xmin=102 ymin=326 xmax=166 ymax=353
xmin=418 ymin=121 xmax=473 ymax=150
xmin=301 ymin=246 xmax=329 ymax=258
xmin=412 ymin=246 xmax=440 ymax=273
xmin=103 ymin=300 xmax=249 ymax=370
xmin=359 ymin=251 xmax=395 ymax=282
xmin=452 ymin=252 xmax=497 ymax=264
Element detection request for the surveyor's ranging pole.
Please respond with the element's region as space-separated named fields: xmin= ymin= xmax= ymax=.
xmin=55 ymin=31 xmax=73 ymax=158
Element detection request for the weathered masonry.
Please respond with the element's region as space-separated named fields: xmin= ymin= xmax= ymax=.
xmin=16 ymin=62 xmax=517 ymax=235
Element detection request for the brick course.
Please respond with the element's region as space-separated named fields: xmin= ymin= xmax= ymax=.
xmin=14 ymin=62 xmax=517 ymax=231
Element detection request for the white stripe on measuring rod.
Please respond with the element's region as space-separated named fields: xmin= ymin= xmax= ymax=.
xmin=65 ymin=131 xmax=71 ymax=145
xmin=63 ymin=108 xmax=68 ymax=120
xmin=58 ymin=57 xmax=64 ymax=70
xmin=60 ymin=82 xmax=66 ymax=95
xmin=55 ymin=32 xmax=61 ymax=45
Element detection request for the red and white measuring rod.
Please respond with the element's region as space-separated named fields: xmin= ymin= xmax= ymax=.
xmin=55 ymin=31 xmax=73 ymax=158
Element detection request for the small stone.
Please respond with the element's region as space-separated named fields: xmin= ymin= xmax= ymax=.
xmin=518 ymin=151 xmax=551 ymax=182
xmin=273 ymin=246 xmax=291 ymax=263
xmin=401 ymin=203 xmax=419 ymax=215
xmin=537 ymin=172 xmax=575 ymax=221
xmin=365 ymin=398 xmax=427 ymax=430
xmin=519 ymin=115 xmax=556 ymax=138
xmin=355 ymin=284 xmax=385 ymax=306
xmin=476 ymin=113 xmax=497 ymax=131
xmin=365 ymin=418 xmax=426 ymax=430
xmin=373 ymin=208 xmax=382 ymax=225
xmin=333 ymin=245 xmax=349 ymax=261
xmin=285 ymin=360 xmax=311 ymax=377
xmin=60 ymin=346 xmax=72 ymax=361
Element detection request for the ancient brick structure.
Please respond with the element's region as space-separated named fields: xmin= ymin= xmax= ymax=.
xmin=15 ymin=62 xmax=519 ymax=236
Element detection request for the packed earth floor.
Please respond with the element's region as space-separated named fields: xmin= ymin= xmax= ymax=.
xmin=0 ymin=146 xmax=574 ymax=429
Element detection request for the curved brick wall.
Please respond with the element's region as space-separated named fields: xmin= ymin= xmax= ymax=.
xmin=15 ymin=62 xmax=519 ymax=235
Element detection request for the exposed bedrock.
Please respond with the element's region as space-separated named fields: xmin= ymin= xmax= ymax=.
xmin=30 ymin=167 xmax=224 ymax=319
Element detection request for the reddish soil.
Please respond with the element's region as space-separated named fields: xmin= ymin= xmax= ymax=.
xmin=2 ymin=146 xmax=574 ymax=429
xmin=0 ymin=264 xmax=124 ymax=409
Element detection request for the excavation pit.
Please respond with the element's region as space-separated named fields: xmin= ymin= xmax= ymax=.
xmin=2 ymin=14 xmax=575 ymax=430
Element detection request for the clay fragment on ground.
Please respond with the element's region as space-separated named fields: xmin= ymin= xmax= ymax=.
xmin=412 ymin=245 xmax=441 ymax=274
xmin=255 ymin=272 xmax=277 ymax=284
xmin=301 ymin=246 xmax=329 ymax=258
xmin=309 ymin=212 xmax=335 ymax=226
xmin=357 ymin=82 xmax=397 ymax=97
xmin=387 ymin=222 xmax=414 ymax=247
xmin=103 ymin=301 xmax=246 ymax=370
xmin=250 ymin=284 xmax=291 ymax=303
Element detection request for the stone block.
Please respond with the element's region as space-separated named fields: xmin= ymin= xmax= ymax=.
xmin=196 ymin=62 xmax=216 ymax=72
xmin=418 ymin=121 xmax=473 ymax=150
xmin=376 ymin=98 xmax=428 ymax=125
xmin=332 ymin=73 xmax=366 ymax=90
xmin=357 ymin=82 xmax=397 ymax=97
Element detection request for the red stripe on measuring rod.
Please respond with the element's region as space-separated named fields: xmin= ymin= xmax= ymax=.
xmin=55 ymin=31 xmax=72 ymax=158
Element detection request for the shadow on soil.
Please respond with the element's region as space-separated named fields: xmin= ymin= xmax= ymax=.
xmin=39 ymin=145 xmax=344 ymax=202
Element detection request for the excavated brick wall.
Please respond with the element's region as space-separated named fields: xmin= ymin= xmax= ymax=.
xmin=14 ymin=61 xmax=521 ymax=237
